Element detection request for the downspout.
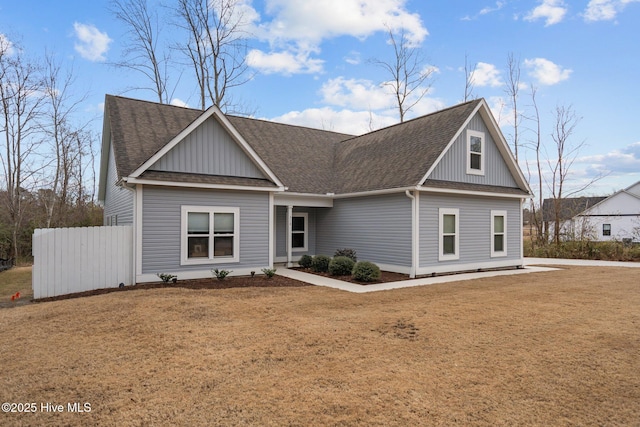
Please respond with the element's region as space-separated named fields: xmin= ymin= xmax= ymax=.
xmin=405 ymin=190 xmax=416 ymax=278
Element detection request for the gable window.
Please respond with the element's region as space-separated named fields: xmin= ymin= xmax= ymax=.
xmin=181 ymin=206 xmax=239 ymax=265
xmin=439 ymin=208 xmax=460 ymax=261
xmin=291 ymin=213 xmax=308 ymax=252
xmin=467 ymin=130 xmax=485 ymax=175
xmin=491 ymin=210 xmax=507 ymax=257
xmin=603 ymin=224 xmax=611 ymax=236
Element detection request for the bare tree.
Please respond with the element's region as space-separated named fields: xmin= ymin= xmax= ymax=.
xmin=545 ymin=104 xmax=605 ymax=244
xmin=524 ymin=84 xmax=544 ymax=245
xmin=173 ymin=0 xmax=252 ymax=112
xmin=505 ymin=52 xmax=522 ymax=161
xmin=111 ymin=0 xmax=174 ymax=103
xmin=0 ymin=39 xmax=45 ymax=259
xmin=371 ymin=27 xmax=435 ymax=123
xmin=463 ymin=53 xmax=477 ymax=102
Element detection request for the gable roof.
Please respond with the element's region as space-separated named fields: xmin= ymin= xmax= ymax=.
xmin=542 ymin=196 xmax=608 ymax=222
xmin=101 ymin=95 xmax=530 ymax=197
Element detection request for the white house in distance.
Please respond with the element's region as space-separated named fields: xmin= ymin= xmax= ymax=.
xmin=543 ymin=181 xmax=640 ymax=243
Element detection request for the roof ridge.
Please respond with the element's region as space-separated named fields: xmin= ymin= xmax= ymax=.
xmin=106 ymin=94 xmax=203 ymax=112
xmin=228 ymin=114 xmax=355 ymax=138
xmin=336 ymin=98 xmax=482 ymax=144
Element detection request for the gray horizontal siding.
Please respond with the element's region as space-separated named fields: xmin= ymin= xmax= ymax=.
xmin=104 ymin=143 xmax=133 ymax=225
xmin=141 ymin=186 xmax=269 ymax=274
xmin=275 ymin=207 xmax=317 ymax=258
xmin=316 ymin=193 xmax=412 ymax=267
xmin=419 ymin=193 xmax=522 ymax=268
xmin=151 ymin=116 xmax=266 ymax=179
xmin=429 ymin=112 xmax=517 ymax=187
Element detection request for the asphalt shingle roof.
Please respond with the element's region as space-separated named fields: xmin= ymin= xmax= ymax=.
xmin=105 ymin=95 xmax=523 ymax=196
xmin=542 ymin=197 xmax=608 ymax=222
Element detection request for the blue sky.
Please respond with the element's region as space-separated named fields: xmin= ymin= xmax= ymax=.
xmin=1 ymin=0 xmax=639 ymax=199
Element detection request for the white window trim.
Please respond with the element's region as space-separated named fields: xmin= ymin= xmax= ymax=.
xmin=291 ymin=212 xmax=308 ymax=252
xmin=180 ymin=205 xmax=240 ymax=265
xmin=602 ymin=223 xmax=611 ymax=236
xmin=491 ymin=210 xmax=507 ymax=258
xmin=439 ymin=208 xmax=460 ymax=261
xmin=466 ymin=129 xmax=485 ymax=176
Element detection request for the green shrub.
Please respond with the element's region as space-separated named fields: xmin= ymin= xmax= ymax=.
xmin=311 ymin=255 xmax=331 ymax=273
xmin=261 ymin=267 xmax=277 ymax=278
xmin=352 ymin=261 xmax=381 ymax=282
xmin=212 ymin=268 xmax=232 ymax=280
xmin=328 ymin=256 xmax=356 ymax=276
xmin=298 ymin=254 xmax=313 ymax=269
xmin=333 ymin=248 xmax=357 ymax=262
xmin=157 ymin=273 xmax=177 ymax=283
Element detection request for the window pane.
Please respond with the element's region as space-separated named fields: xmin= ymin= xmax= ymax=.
xmin=470 ymin=136 xmax=482 ymax=153
xmin=494 ymin=215 xmax=504 ymax=233
xmin=214 ymin=236 xmax=234 ymax=256
xmin=292 ymin=216 xmax=305 ymax=232
xmin=494 ymin=235 xmax=504 ymax=252
xmin=443 ymin=214 xmax=456 ymax=234
xmin=214 ymin=213 xmax=234 ymax=233
xmin=188 ymin=212 xmax=209 ymax=234
xmin=470 ymin=153 xmax=481 ymax=170
xmin=292 ymin=232 xmax=305 ymax=248
xmin=443 ymin=235 xmax=455 ymax=255
xmin=188 ymin=236 xmax=209 ymax=258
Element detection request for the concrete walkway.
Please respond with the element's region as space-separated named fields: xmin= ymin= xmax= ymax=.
xmin=276 ymin=257 xmax=639 ymax=293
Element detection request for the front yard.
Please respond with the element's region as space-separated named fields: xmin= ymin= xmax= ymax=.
xmin=1 ymin=265 xmax=639 ymax=425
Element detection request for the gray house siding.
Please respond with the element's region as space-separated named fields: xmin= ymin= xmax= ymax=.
xmin=150 ymin=116 xmax=266 ymax=179
xmin=429 ymin=112 xmax=517 ymax=187
xmin=141 ymin=186 xmax=270 ymax=274
xmin=104 ymin=143 xmax=134 ymax=225
xmin=275 ymin=206 xmax=317 ymax=258
xmin=419 ymin=193 xmax=522 ymax=270
xmin=316 ymin=193 xmax=412 ymax=269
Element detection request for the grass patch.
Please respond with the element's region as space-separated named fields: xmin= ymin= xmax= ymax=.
xmin=0 ymin=266 xmax=32 ymax=301
xmin=0 ymin=266 xmax=639 ymax=425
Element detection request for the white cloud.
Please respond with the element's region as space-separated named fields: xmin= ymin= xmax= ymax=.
xmin=0 ymin=33 xmax=15 ymax=56
xmin=320 ymin=77 xmax=394 ymax=110
xmin=524 ymin=58 xmax=572 ymax=85
xmin=270 ymin=107 xmax=398 ymax=135
xmin=525 ymin=0 xmax=568 ymax=26
xmin=246 ymin=49 xmax=323 ymax=75
xmin=578 ymin=141 xmax=640 ymax=174
xmin=583 ymin=0 xmax=640 ymax=22
xmin=170 ymin=98 xmax=190 ymax=108
xmin=248 ymin=0 xmax=428 ymax=75
xmin=470 ymin=62 xmax=503 ymax=87
xmin=73 ymin=22 xmax=112 ymax=62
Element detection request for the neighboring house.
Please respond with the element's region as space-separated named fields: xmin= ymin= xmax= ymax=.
xmin=98 ymin=95 xmax=532 ymax=283
xmin=543 ymin=182 xmax=640 ymax=242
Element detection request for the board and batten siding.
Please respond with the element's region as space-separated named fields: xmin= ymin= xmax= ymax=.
xmin=419 ymin=193 xmax=522 ymax=272
xmin=141 ymin=186 xmax=270 ymax=275
xmin=150 ymin=116 xmax=266 ymax=179
xmin=429 ymin=112 xmax=517 ymax=187
xmin=316 ymin=193 xmax=412 ymax=270
xmin=275 ymin=206 xmax=317 ymax=258
xmin=104 ymin=143 xmax=134 ymax=225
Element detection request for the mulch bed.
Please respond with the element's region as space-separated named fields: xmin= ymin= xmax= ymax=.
xmin=32 ymin=275 xmax=310 ymax=304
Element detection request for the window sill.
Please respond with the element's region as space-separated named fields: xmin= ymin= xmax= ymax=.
xmin=181 ymin=257 xmax=239 ymax=266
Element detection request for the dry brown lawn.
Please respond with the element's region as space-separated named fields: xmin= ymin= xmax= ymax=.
xmin=1 ymin=265 xmax=639 ymax=426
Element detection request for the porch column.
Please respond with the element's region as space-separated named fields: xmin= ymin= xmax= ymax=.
xmin=286 ymin=205 xmax=293 ymax=267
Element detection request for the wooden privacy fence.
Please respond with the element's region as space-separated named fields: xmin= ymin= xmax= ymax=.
xmin=32 ymin=226 xmax=133 ymax=299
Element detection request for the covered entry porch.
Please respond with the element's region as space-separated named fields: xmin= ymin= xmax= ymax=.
xmin=273 ymin=194 xmax=333 ymax=266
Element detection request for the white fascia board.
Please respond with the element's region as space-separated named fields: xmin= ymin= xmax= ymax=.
xmin=124 ymin=177 xmax=284 ymax=193
xmin=274 ymin=193 xmax=334 ymax=207
xmin=333 ymin=186 xmax=416 ymax=199
xmin=128 ymin=106 xmax=284 ymax=188
xmin=417 ymin=185 xmax=528 ymax=199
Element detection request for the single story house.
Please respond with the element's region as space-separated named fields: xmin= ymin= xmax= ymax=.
xmin=98 ymin=95 xmax=532 ymax=282
xmin=542 ymin=181 xmax=640 ymax=242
